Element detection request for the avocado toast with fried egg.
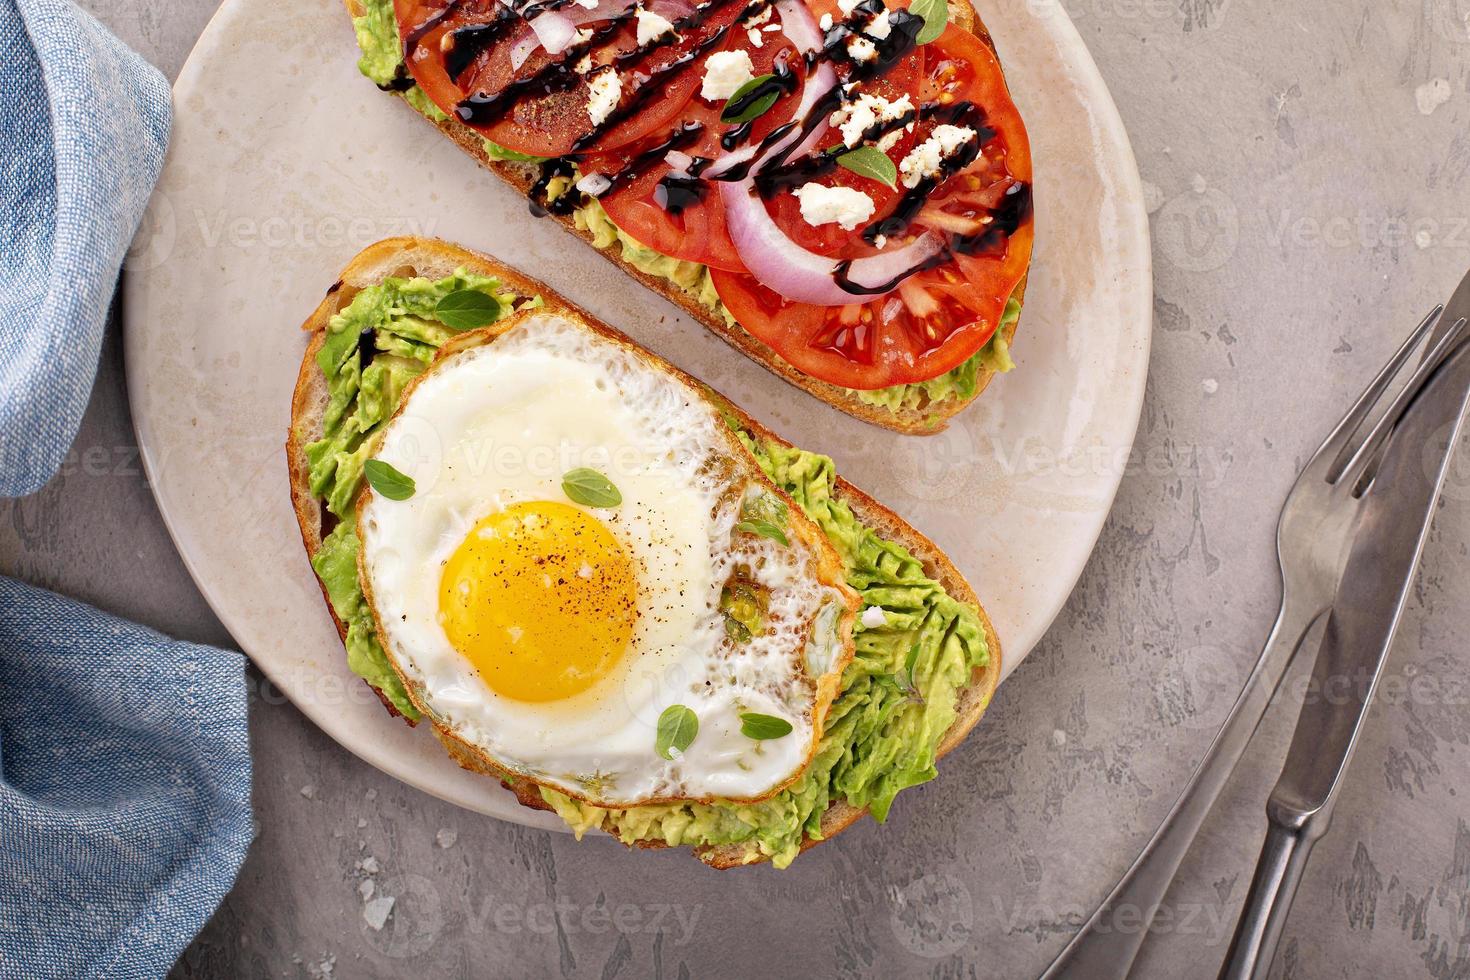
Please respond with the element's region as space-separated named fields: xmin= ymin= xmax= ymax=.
xmin=287 ymin=237 xmax=1000 ymax=867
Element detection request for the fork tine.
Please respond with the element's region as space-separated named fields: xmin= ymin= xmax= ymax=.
xmin=1309 ymin=305 xmax=1443 ymax=483
xmin=1334 ymin=315 xmax=1470 ymax=490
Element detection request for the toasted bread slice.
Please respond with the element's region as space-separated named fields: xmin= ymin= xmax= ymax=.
xmin=287 ymin=237 xmax=1002 ymax=866
xmin=341 ymin=0 xmax=1026 ymax=435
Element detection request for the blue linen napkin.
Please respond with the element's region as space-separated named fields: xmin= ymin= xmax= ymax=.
xmin=0 ymin=2 xmax=254 ymax=977
xmin=0 ymin=579 xmax=253 ymax=980
xmin=0 ymin=0 xmax=169 ymax=497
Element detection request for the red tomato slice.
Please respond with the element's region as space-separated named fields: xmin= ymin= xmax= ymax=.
xmin=762 ymin=46 xmax=922 ymax=257
xmin=394 ymin=0 xmax=743 ymax=157
xmin=713 ymin=24 xmax=1033 ymax=390
xmin=581 ymin=27 xmax=810 ymax=271
xmin=588 ymin=26 xmax=921 ymax=270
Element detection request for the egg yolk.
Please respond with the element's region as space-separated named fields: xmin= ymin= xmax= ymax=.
xmin=437 ymin=501 xmax=636 ymax=702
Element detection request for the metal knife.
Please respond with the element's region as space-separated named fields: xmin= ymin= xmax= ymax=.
xmin=1217 ymin=323 xmax=1470 ymax=979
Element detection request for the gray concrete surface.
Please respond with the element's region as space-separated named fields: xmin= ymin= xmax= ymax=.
xmin=5 ymin=0 xmax=1470 ymax=976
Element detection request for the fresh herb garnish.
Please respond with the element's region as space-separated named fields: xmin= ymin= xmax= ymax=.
xmin=736 ymin=518 xmax=789 ymax=546
xmin=364 ymin=459 xmax=416 ymax=500
xmin=737 ymin=492 xmax=789 ymax=546
xmin=910 ymin=0 xmax=948 ymax=44
xmin=434 ymin=289 xmax=502 ymax=330
xmin=739 ymin=712 xmax=794 ymax=740
xmin=655 ymin=704 xmax=699 ymax=760
xmin=562 ymin=468 xmax=622 ymax=508
xmin=892 ymin=643 xmax=926 ymax=704
xmin=721 ymin=75 xmax=780 ymax=124
xmin=836 ymin=145 xmax=898 ymax=188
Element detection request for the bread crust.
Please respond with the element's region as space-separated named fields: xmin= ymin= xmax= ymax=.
xmin=286 ymin=237 xmax=1001 ymax=866
xmin=341 ymin=0 xmax=1027 ymax=435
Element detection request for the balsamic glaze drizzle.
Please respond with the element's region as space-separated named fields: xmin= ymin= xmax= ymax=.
xmin=443 ymin=9 xmax=520 ymax=83
xmin=404 ymin=0 xmax=1026 ymax=291
xmin=833 ymin=179 xmax=1031 ymax=296
xmin=403 ymin=0 xmax=467 ymax=61
xmin=570 ymin=0 xmax=771 ymax=151
xmin=857 ymin=101 xmax=990 ymax=244
xmin=357 ymin=327 xmax=378 ymax=371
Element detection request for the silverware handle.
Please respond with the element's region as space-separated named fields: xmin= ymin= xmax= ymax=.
xmin=1217 ymin=822 xmax=1317 ymax=980
xmin=1041 ymin=597 xmax=1315 ymax=980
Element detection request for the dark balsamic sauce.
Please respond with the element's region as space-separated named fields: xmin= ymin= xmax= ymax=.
xmin=529 ymin=157 xmax=579 ymax=216
xmin=380 ymin=66 xmax=419 ymax=92
xmin=403 ymin=0 xmax=466 ymax=61
xmin=411 ymin=0 xmax=1027 ymax=295
xmin=443 ymin=10 xmax=520 ymax=83
xmin=857 ymin=101 xmax=989 ymax=243
xmin=569 ymin=0 xmax=771 ymax=152
xmin=455 ymin=14 xmax=633 ymax=127
xmin=357 ymin=327 xmax=377 ymax=371
xmin=833 ymin=179 xmax=1031 ymax=295
xmin=655 ymin=173 xmax=707 ymax=213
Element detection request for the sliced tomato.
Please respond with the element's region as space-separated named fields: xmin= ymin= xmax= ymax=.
xmin=763 ymin=46 xmax=922 ymax=257
xmin=713 ymin=24 xmax=1033 ymax=390
xmin=394 ymin=0 xmax=741 ymax=157
xmin=580 ymin=27 xmax=810 ymax=271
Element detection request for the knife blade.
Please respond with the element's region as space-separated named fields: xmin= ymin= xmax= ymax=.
xmin=1218 ymin=303 xmax=1470 ymax=980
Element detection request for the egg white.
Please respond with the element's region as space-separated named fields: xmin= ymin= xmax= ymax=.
xmin=358 ymin=313 xmax=848 ymax=805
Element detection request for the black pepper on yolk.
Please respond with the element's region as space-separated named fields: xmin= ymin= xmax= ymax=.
xmin=437 ymin=501 xmax=637 ymax=702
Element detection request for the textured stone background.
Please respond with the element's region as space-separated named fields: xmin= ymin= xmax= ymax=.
xmin=4 ymin=0 xmax=1470 ymax=976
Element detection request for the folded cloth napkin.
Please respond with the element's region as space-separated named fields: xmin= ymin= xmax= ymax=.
xmin=0 ymin=579 xmax=253 ymax=980
xmin=0 ymin=0 xmax=169 ymax=497
xmin=0 ymin=2 xmax=254 ymax=978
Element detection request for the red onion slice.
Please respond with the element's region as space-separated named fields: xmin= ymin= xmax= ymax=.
xmin=721 ymin=180 xmax=945 ymax=305
xmin=712 ymin=0 xmax=936 ymax=304
xmin=530 ymin=10 xmax=579 ymax=55
xmin=509 ymin=0 xmax=693 ymax=70
xmin=703 ymin=0 xmax=838 ymax=180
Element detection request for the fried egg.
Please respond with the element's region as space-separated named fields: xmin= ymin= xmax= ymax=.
xmin=357 ymin=312 xmax=855 ymax=806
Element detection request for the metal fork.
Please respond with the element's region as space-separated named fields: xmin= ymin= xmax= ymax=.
xmin=1041 ymin=304 xmax=1468 ymax=980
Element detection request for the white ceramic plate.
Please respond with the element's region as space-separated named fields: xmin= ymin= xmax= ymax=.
xmin=124 ymin=0 xmax=1151 ymax=828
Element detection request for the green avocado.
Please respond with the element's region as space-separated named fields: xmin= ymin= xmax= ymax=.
xmin=350 ymin=0 xmax=1020 ymax=417
xmin=301 ymin=269 xmax=524 ymax=720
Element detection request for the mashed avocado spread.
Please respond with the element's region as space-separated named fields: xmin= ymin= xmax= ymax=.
xmin=305 ymin=268 xmax=992 ymax=867
xmin=303 ymin=269 xmax=524 ymax=720
xmin=351 ymin=0 xmax=1019 ymax=420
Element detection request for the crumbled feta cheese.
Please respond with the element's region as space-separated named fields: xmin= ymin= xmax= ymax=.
xmin=873 ymin=234 xmax=887 ymax=248
xmin=829 ymin=91 xmax=914 ymax=148
xmin=701 ymin=49 xmax=755 ymax=101
xmin=838 ymin=0 xmax=862 ymax=14
xmin=794 ymin=183 xmax=876 ymax=231
xmin=573 ymin=0 xmax=598 ymax=8
xmin=898 ymin=124 xmax=977 ymax=188
xmin=575 ymin=173 xmax=613 ymax=197
xmin=864 ymin=10 xmax=892 ymax=39
xmin=748 ymin=27 xmax=764 ymax=47
xmin=819 ymin=12 xmax=833 ymax=29
xmin=636 ymin=5 xmax=676 ymax=46
xmin=764 ymin=22 xmax=781 ymax=30
xmin=743 ymin=5 xmax=772 ymax=25
xmin=572 ymin=28 xmax=595 ymax=74
xmin=586 ymin=67 xmax=621 ymax=126
xmin=860 ymin=606 xmax=887 ymax=628
xmin=846 ymin=36 xmax=878 ymax=62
